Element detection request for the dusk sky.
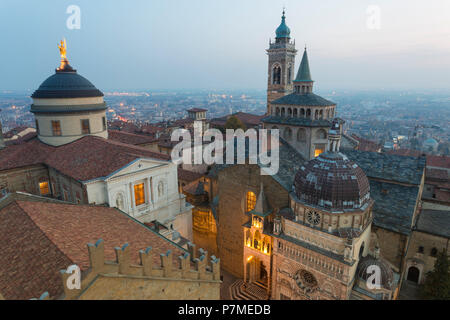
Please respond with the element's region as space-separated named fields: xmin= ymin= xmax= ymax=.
xmin=1 ymin=0 xmax=449 ymax=91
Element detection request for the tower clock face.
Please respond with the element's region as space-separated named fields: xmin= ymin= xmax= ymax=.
xmin=307 ymin=211 xmax=321 ymax=226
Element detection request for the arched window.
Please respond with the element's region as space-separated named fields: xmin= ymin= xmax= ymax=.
xmin=293 ymin=108 xmax=298 ymax=117
xmin=284 ymin=127 xmax=292 ymax=140
xmin=306 ymin=109 xmax=311 ymax=118
xmin=319 ymin=110 xmax=323 ymax=119
xmin=288 ymin=108 xmax=292 ymax=117
xmin=300 ymin=108 xmax=305 ymax=117
xmin=272 ymin=65 xmax=281 ymax=85
xmin=281 ymin=108 xmax=285 ymax=117
xmin=297 ymin=128 xmax=306 ymax=141
xmin=254 ymin=230 xmax=262 ymax=249
xmin=276 ymin=107 xmax=280 ymax=116
xmin=246 ymin=191 xmax=256 ymax=212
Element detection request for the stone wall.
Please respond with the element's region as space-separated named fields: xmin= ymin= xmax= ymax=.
xmin=34 ymin=240 xmax=221 ymax=300
xmin=0 ymin=164 xmax=49 ymax=196
xmin=404 ymin=230 xmax=450 ymax=284
xmin=216 ymin=164 xmax=289 ymax=278
xmin=370 ymin=226 xmax=408 ymax=272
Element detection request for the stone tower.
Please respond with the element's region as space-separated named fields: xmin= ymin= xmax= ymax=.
xmin=263 ymin=47 xmax=337 ymax=160
xmin=266 ymin=10 xmax=297 ymax=115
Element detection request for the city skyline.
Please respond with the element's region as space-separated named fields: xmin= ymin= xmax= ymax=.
xmin=1 ymin=0 xmax=450 ymax=92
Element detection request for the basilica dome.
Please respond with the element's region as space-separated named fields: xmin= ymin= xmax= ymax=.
xmin=293 ymin=120 xmax=370 ymax=211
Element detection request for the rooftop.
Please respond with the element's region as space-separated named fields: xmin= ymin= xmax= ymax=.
xmin=344 ymin=150 xmax=426 ymax=185
xmin=270 ymin=92 xmax=336 ymax=107
xmin=427 ymin=155 xmax=450 ymax=169
xmin=415 ymin=209 xmax=450 ymax=238
xmin=0 ymin=135 xmax=170 ymax=182
xmin=108 ymin=129 xmax=158 ymax=145
xmin=0 ymin=193 xmax=185 ymax=300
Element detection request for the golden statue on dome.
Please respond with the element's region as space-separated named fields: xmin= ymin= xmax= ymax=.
xmin=58 ymin=39 xmax=67 ymax=60
xmin=56 ymin=38 xmax=74 ymax=71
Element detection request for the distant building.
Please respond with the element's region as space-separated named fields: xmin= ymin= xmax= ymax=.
xmin=422 ymin=138 xmax=438 ymax=153
xmin=210 ymin=112 xmax=265 ymax=130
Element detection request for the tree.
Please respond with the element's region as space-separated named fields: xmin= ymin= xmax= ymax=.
xmin=422 ymin=249 xmax=450 ymax=300
xmin=224 ymin=116 xmax=246 ymax=131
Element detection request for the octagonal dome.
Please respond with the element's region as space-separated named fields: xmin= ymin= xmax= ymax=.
xmin=294 ymin=151 xmax=370 ymax=211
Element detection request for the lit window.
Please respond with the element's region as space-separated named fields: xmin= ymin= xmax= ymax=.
xmin=134 ymin=183 xmax=145 ymax=206
xmin=39 ymin=182 xmax=50 ymax=195
xmin=51 ymin=120 xmax=62 ymax=136
xmin=314 ymin=147 xmax=324 ymax=157
xmin=81 ymin=119 xmax=90 ymax=134
xmin=246 ymin=191 xmax=256 ymax=212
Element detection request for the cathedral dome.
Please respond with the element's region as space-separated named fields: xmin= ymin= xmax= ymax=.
xmin=31 ymin=70 xmax=103 ymax=99
xmin=31 ymin=40 xmax=108 ymax=147
xmin=275 ymin=11 xmax=291 ymax=39
xmin=293 ymin=120 xmax=371 ymax=211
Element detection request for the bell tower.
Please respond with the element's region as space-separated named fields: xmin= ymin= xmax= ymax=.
xmin=266 ymin=10 xmax=297 ymax=115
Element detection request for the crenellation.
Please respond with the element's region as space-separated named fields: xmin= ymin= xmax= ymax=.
xmin=87 ymin=239 xmax=105 ymax=273
xmin=139 ymin=246 xmax=154 ymax=276
xmin=115 ymin=243 xmax=131 ymax=275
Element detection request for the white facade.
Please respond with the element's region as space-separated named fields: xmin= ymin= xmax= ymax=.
xmin=84 ymin=157 xmax=193 ymax=241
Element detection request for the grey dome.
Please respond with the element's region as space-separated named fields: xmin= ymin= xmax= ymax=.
xmin=357 ymin=255 xmax=394 ymax=290
xmin=31 ymin=70 xmax=103 ymax=99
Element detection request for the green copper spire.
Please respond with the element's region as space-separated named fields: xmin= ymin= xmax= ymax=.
xmin=295 ymin=48 xmax=313 ymax=82
xmin=275 ymin=9 xmax=291 ymax=39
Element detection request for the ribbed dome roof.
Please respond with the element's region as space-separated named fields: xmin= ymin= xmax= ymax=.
xmin=276 ymin=12 xmax=291 ymax=39
xmin=357 ymin=255 xmax=394 ymax=290
xmin=32 ymin=70 xmax=103 ymax=99
xmin=294 ymin=152 xmax=370 ymax=211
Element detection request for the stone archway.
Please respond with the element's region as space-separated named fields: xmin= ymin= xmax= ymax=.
xmin=407 ymin=266 xmax=420 ymax=283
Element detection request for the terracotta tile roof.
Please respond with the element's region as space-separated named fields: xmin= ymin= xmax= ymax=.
xmin=351 ymin=134 xmax=382 ymax=153
xmin=211 ymin=112 xmax=264 ymax=128
xmin=3 ymin=126 xmax=30 ymax=139
xmin=0 ymin=136 xmax=170 ymax=182
xmin=427 ymin=155 xmax=450 ymax=169
xmin=386 ymin=148 xmax=423 ymax=158
xmin=107 ymin=130 xmax=158 ymax=145
xmin=426 ymin=168 xmax=448 ymax=181
xmin=0 ymin=197 xmax=185 ymax=300
xmin=141 ymin=124 xmax=165 ymax=135
xmin=4 ymin=131 xmax=38 ymax=146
